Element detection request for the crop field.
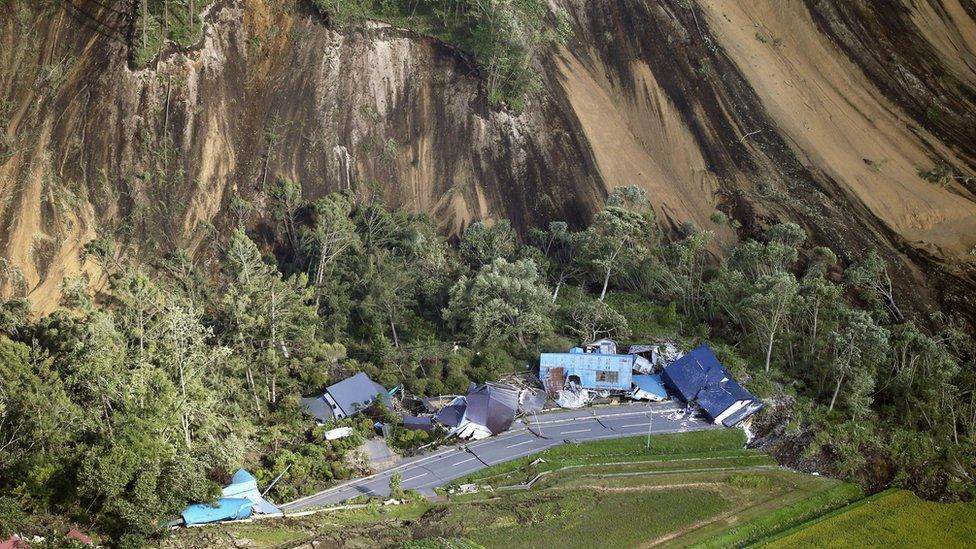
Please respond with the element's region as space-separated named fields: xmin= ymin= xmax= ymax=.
xmin=764 ymin=489 xmax=976 ymax=547
xmin=170 ymin=429 xmax=869 ymax=548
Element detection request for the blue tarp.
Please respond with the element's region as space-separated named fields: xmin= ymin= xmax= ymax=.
xmin=181 ymin=469 xmax=281 ymax=525
xmin=182 ymin=498 xmax=252 ymax=525
xmin=632 ymin=374 xmax=668 ymax=400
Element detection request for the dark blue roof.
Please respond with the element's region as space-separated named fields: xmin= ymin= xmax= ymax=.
xmin=661 ymin=344 xmax=728 ymax=402
xmin=327 ymin=372 xmax=392 ymax=416
xmin=661 ymin=344 xmax=762 ymax=426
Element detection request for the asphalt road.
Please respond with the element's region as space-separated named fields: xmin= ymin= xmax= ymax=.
xmin=281 ymin=401 xmax=718 ymax=511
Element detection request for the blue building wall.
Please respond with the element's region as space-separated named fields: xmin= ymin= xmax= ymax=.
xmin=539 ymin=352 xmax=634 ymax=391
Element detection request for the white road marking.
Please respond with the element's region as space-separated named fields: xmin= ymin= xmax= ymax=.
xmin=560 ymin=428 xmax=592 ymax=434
xmin=402 ymin=472 xmax=428 ymax=483
xmin=620 ymin=423 xmax=649 ymax=428
xmin=453 ymin=457 xmax=477 ymax=467
xmin=505 ymin=439 xmax=534 ymax=449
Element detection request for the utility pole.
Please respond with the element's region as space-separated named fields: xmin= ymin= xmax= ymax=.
xmin=645 ymin=412 xmax=653 ymax=451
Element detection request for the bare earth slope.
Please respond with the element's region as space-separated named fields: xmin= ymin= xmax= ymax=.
xmin=1 ymin=0 xmax=975 ymax=320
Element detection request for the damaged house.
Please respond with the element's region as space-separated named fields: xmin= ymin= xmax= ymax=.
xmin=182 ymin=469 xmax=281 ymax=526
xmin=433 ymin=382 xmax=520 ymax=440
xmin=300 ymin=372 xmax=392 ymax=423
xmin=661 ymin=344 xmax=763 ymax=426
xmin=539 ymin=344 xmax=634 ymax=393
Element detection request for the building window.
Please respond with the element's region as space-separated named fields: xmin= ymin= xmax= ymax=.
xmin=596 ymin=371 xmax=619 ymax=383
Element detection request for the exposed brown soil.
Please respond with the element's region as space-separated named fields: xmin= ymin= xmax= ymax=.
xmin=1 ymin=0 xmax=975 ymax=323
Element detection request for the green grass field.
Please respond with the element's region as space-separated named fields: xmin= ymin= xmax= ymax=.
xmin=167 ymin=430 xmax=890 ymax=548
xmin=763 ymin=489 xmax=976 ymax=547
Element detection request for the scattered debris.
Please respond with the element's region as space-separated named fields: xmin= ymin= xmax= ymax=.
xmin=555 ymin=382 xmax=593 ymax=409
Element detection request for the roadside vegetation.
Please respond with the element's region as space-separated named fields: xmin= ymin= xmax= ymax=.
xmin=1 ymin=183 xmax=975 ymax=544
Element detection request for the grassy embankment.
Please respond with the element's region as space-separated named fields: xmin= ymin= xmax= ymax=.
xmin=169 ymin=429 xmax=867 ymax=548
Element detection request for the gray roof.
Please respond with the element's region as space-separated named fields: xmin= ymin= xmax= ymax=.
xmin=300 ymin=396 xmax=335 ymax=423
xmin=327 ymin=372 xmax=392 ymax=416
xmin=463 ymin=382 xmax=519 ymax=434
xmin=434 ymin=397 xmax=466 ymax=427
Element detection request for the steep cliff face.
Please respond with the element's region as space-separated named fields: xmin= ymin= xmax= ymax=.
xmin=1 ymin=0 xmax=975 ymax=320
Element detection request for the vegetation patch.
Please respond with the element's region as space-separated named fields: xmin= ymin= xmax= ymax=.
xmin=764 ymin=489 xmax=976 ymax=547
xmin=310 ymin=0 xmax=570 ymax=110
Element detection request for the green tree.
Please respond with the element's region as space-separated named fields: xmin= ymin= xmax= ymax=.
xmin=530 ymin=221 xmax=590 ymax=303
xmin=845 ymin=250 xmax=904 ymax=322
xmin=389 ymin=471 xmax=405 ymax=500
xmin=826 ymin=308 xmax=889 ymax=414
xmin=585 ymin=202 xmax=657 ymax=301
xmin=459 ymin=220 xmax=516 ymax=269
xmin=740 ymin=273 xmax=799 ymax=373
xmin=444 ymin=257 xmax=553 ymax=348
xmin=567 ymin=299 xmax=630 ymax=343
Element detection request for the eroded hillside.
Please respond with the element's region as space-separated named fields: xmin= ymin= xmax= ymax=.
xmin=1 ymin=0 xmax=975 ymax=320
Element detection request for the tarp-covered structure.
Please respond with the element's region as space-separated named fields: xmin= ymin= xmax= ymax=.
xmin=182 ymin=469 xmax=281 ymax=526
xmin=661 ymin=345 xmax=763 ymax=426
xmin=301 ymin=372 xmax=392 ymax=422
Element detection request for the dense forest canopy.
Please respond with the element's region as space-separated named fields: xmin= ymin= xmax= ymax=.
xmin=1 ymin=183 xmax=974 ymax=545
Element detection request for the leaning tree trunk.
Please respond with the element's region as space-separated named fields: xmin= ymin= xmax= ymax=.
xmin=829 ymin=371 xmax=846 ymax=412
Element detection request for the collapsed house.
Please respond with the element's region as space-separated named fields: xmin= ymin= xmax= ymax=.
xmin=660 ymin=344 xmax=763 ymax=426
xmin=300 ymin=372 xmax=393 ymax=423
xmin=182 ymin=469 xmax=281 ymax=526
xmin=539 ymin=345 xmax=634 ymax=392
xmin=433 ymin=382 xmax=520 ymax=440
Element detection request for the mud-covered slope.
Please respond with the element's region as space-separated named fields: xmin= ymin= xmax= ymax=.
xmin=1 ymin=0 xmax=975 ymax=321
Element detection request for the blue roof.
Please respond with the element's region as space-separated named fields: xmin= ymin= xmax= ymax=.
xmin=182 ymin=498 xmax=252 ymax=525
xmin=661 ymin=344 xmax=762 ymax=426
xmin=661 ymin=344 xmax=728 ymax=402
xmin=632 ymin=374 xmax=667 ymax=399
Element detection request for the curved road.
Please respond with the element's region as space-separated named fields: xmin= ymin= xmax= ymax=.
xmin=282 ymin=401 xmax=718 ymax=511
